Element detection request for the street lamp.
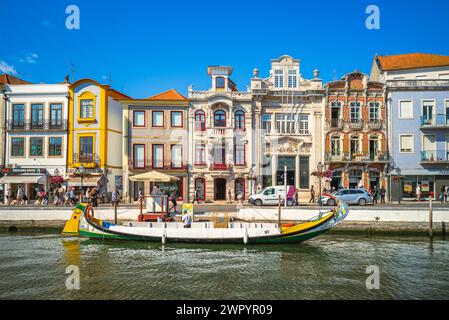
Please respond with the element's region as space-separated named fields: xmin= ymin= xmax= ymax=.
xmin=78 ymin=165 xmax=86 ymax=202
xmin=317 ymin=161 xmax=324 ymax=206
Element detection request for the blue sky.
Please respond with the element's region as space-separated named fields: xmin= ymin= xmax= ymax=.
xmin=1 ymin=0 xmax=449 ymax=98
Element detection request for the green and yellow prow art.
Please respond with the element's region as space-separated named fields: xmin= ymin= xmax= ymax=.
xmin=62 ymin=203 xmax=87 ymax=235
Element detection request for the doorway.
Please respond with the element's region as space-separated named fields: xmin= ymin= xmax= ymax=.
xmin=214 ymin=178 xmax=226 ymax=200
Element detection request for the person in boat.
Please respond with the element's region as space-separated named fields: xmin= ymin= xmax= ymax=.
xmin=181 ymin=209 xmax=192 ymax=228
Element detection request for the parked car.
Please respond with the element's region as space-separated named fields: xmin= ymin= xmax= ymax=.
xmin=249 ymin=185 xmax=295 ymax=206
xmin=319 ymin=188 xmax=373 ymax=206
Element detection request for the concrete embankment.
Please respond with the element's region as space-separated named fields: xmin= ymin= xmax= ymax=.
xmin=0 ymin=205 xmax=448 ymax=235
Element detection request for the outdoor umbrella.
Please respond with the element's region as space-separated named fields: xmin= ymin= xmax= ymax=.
xmin=129 ymin=171 xmax=180 ymax=182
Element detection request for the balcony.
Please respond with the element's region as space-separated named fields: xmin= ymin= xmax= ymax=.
xmin=348 ymin=119 xmax=363 ymax=130
xmin=207 ymin=127 xmax=234 ymax=137
xmin=73 ymin=153 xmax=100 ymax=169
xmin=129 ymin=159 xmax=187 ymax=171
xmin=325 ymin=153 xmax=347 ymax=162
xmin=366 ymin=119 xmax=383 ymax=130
xmin=210 ymin=163 xmax=230 ymax=171
xmin=7 ymin=120 xmax=68 ymax=131
xmin=326 ymin=119 xmax=344 ymax=129
xmin=421 ymin=150 xmax=449 ymax=164
xmin=351 ymin=153 xmax=388 ymax=162
xmin=420 ymin=114 xmax=449 ymax=129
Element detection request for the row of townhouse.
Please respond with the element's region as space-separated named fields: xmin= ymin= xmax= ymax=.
xmin=0 ymin=53 xmax=448 ymax=203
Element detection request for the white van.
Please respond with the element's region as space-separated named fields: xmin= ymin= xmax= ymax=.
xmin=248 ymin=185 xmax=295 ymax=206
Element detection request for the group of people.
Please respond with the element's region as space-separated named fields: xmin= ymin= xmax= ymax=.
xmin=368 ymin=185 xmax=387 ymax=204
xmin=439 ymin=185 xmax=449 ymax=203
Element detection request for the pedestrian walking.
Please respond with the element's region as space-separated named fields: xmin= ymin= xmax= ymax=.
xmin=416 ymin=184 xmax=422 ymax=201
xmin=192 ymin=188 xmax=200 ymax=204
xmin=111 ymin=187 xmax=121 ymax=207
xmin=372 ymin=186 xmax=378 ymax=204
xmin=294 ymin=188 xmax=299 ymax=206
xmin=309 ymin=186 xmax=315 ymax=203
xmin=380 ymin=186 xmax=386 ymax=204
xmin=169 ymin=189 xmax=177 ymax=213
xmin=227 ymin=186 xmax=232 ymax=204
xmin=16 ymin=186 xmax=24 ymax=205
xmin=440 ymin=185 xmax=446 ymax=203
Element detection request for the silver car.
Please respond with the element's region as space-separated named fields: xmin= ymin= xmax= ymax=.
xmin=320 ymin=188 xmax=373 ymax=206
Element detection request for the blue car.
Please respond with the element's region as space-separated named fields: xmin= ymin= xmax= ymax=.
xmin=319 ymin=188 xmax=373 ymax=206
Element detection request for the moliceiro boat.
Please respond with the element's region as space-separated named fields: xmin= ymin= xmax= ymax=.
xmin=62 ymin=201 xmax=349 ymax=244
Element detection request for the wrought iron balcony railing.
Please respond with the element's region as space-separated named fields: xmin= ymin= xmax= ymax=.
xmin=129 ymin=159 xmax=187 ymax=170
xmin=420 ymin=114 xmax=449 ymax=127
xmin=421 ymin=150 xmax=449 ymax=163
xmin=7 ymin=119 xmax=68 ymax=131
xmin=73 ymin=153 xmax=100 ymax=164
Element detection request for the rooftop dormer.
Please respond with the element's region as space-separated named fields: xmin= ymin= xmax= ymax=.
xmin=270 ymin=55 xmax=301 ymax=90
xmin=207 ymin=66 xmax=237 ymax=92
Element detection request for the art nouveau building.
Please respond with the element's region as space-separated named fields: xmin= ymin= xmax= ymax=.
xmin=1 ymin=81 xmax=69 ymax=200
xmin=67 ymin=79 xmax=129 ymax=199
xmin=250 ymin=55 xmax=324 ymax=201
xmin=324 ymin=71 xmax=387 ymax=191
xmin=121 ymin=89 xmax=189 ymax=203
xmin=188 ymin=66 xmax=253 ymax=202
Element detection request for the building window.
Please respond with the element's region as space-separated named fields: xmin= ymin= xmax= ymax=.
xmin=299 ymin=156 xmax=309 ymax=189
xmin=288 ymin=69 xmax=297 ymax=88
xmin=234 ymin=144 xmax=245 ymax=165
xmin=30 ymin=137 xmax=44 ymax=157
xmin=331 ymin=136 xmax=341 ymax=156
xmin=31 ymin=103 xmax=44 ymax=129
xmin=49 ymin=137 xmax=62 ymax=156
xmin=262 ymin=114 xmax=272 ymax=133
xmin=152 ymin=144 xmax=164 ymax=168
xmin=12 ymin=104 xmax=25 ymax=128
xmin=216 ymin=77 xmax=225 ymax=89
xmin=171 ymin=111 xmax=183 ymax=127
xmin=369 ymin=102 xmax=380 ymax=122
xmin=152 ymin=111 xmax=164 ymax=127
xmin=214 ymin=110 xmax=226 ymax=127
xmin=298 ymin=115 xmax=309 ymax=134
xmin=133 ymin=110 xmax=145 ymax=127
xmin=274 ymin=70 xmax=284 ymax=88
xmin=195 ymin=110 xmax=206 ymax=131
xmin=422 ymin=100 xmax=434 ymax=123
xmin=400 ymin=135 xmax=413 ymax=153
xmin=399 ymin=100 xmax=413 ymax=119
xmin=50 ymin=103 xmax=63 ymax=128
xmin=350 ymin=136 xmax=361 ymax=157
xmin=275 ymin=114 xmax=285 ymax=133
xmin=79 ymin=136 xmax=94 ymax=162
xmin=235 ymin=110 xmax=245 ymax=130
xmin=194 ymin=143 xmax=206 ymax=165
xmin=171 ymin=145 xmax=183 ymax=168
xmin=80 ymin=99 xmax=94 ymax=119
xmin=350 ymin=101 xmax=361 ymax=122
xmin=133 ymin=144 xmax=145 ymax=168
xmin=11 ymin=137 xmax=25 ymax=157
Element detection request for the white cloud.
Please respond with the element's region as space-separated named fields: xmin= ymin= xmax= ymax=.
xmin=0 ymin=61 xmax=17 ymax=75
xmin=19 ymin=53 xmax=39 ymax=64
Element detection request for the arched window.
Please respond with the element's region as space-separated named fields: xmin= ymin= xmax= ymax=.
xmin=350 ymin=135 xmax=361 ymax=158
xmin=214 ymin=110 xmax=226 ymax=127
xmin=235 ymin=110 xmax=245 ymax=130
xmin=331 ymin=135 xmax=341 ymax=156
xmin=194 ymin=110 xmax=206 ymax=131
xmin=194 ymin=178 xmax=206 ymax=202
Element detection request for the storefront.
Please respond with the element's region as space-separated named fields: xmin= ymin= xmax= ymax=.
xmin=66 ymin=175 xmax=102 ymax=196
xmin=0 ymin=168 xmax=48 ymax=202
xmin=390 ymin=169 xmax=449 ymax=200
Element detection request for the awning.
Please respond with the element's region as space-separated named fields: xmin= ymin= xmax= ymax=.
xmin=66 ymin=176 xmax=102 ymax=187
xmin=0 ymin=174 xmax=46 ymax=184
xmin=392 ymin=169 xmax=449 ymax=176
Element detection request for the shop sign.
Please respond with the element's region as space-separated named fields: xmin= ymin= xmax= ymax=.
xmin=421 ymin=180 xmax=430 ymax=192
xmin=115 ymin=175 xmax=123 ymax=191
xmin=404 ymin=184 xmax=412 ymax=193
xmin=2 ymin=168 xmax=46 ymax=174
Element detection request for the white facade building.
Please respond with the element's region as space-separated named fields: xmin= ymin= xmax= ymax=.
xmin=1 ymin=82 xmax=69 ymax=200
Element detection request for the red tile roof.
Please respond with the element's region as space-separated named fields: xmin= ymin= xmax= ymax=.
xmin=0 ymin=73 xmax=31 ymax=85
xmin=146 ymin=89 xmax=187 ymax=101
xmin=108 ymin=88 xmax=131 ymax=100
xmin=377 ymin=53 xmax=449 ymax=71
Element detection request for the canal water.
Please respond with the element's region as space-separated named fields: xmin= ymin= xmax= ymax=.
xmin=0 ymin=230 xmax=448 ymax=300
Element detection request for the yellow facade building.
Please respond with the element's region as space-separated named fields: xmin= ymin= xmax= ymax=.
xmin=66 ymin=79 xmax=130 ymax=199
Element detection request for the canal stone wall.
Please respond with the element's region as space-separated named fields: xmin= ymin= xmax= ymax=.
xmin=0 ymin=206 xmax=447 ymax=235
